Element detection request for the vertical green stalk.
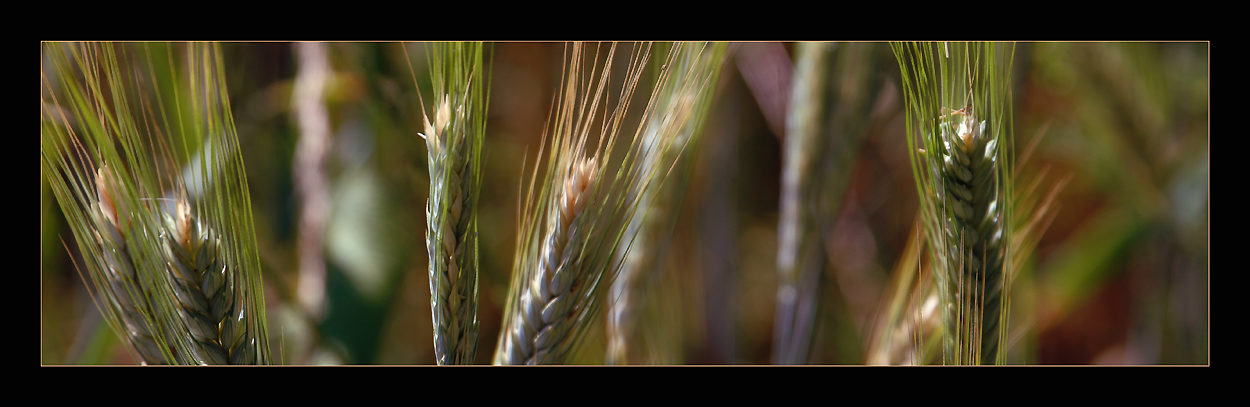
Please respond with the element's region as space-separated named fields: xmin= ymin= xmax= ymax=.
xmin=893 ymin=42 xmax=1015 ymax=365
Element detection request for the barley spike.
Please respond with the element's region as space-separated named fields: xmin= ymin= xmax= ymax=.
xmin=932 ymin=110 xmax=1006 ymax=364
xmin=495 ymin=42 xmax=658 ymax=365
xmin=416 ymin=42 xmax=487 ymax=365
xmin=92 ymin=167 xmax=172 ymax=365
xmin=164 ymin=199 xmax=258 ymax=364
xmin=894 ymin=42 xmax=1015 ymax=365
xmin=502 ymin=159 xmax=598 ymax=365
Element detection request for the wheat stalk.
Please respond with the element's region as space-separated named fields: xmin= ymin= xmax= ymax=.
xmin=292 ymin=42 xmax=332 ymax=322
xmin=894 ymin=41 xmax=1015 ymax=365
xmin=772 ymin=42 xmax=884 ymax=364
xmin=772 ymin=41 xmax=831 ymax=365
xmin=606 ymin=42 xmax=727 ymax=365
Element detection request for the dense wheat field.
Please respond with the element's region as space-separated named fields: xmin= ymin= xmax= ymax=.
xmin=41 ymin=42 xmax=1208 ymax=365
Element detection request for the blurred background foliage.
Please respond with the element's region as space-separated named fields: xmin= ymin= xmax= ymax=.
xmin=40 ymin=42 xmax=1208 ymax=365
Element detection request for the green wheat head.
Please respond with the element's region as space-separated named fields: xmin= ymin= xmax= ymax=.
xmin=893 ymin=41 xmax=1015 ymax=365
xmin=494 ymin=42 xmax=702 ymax=365
xmin=412 ymin=42 xmax=490 ymax=365
xmin=41 ymin=42 xmax=270 ymax=365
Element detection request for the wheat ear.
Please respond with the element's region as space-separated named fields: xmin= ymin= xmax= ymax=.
xmin=91 ymin=167 xmax=175 ymax=364
xmin=933 ymin=107 xmax=1007 ymax=364
xmin=163 ymin=199 xmax=259 ymax=364
xmin=44 ymin=42 xmax=272 ymax=365
xmin=866 ymin=130 xmax=1064 ymax=365
xmin=423 ymin=96 xmax=478 ymax=365
xmin=412 ymin=42 xmax=487 ymax=365
xmin=895 ymin=42 xmax=1015 ymax=364
xmin=43 ymin=42 xmax=187 ymax=364
xmin=500 ymin=158 xmax=600 ymax=365
xmin=495 ymin=42 xmax=654 ymax=365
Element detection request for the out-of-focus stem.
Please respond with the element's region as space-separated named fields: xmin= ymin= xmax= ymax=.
xmin=292 ymin=42 xmax=332 ymax=321
xmin=773 ymin=42 xmax=831 ymax=365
